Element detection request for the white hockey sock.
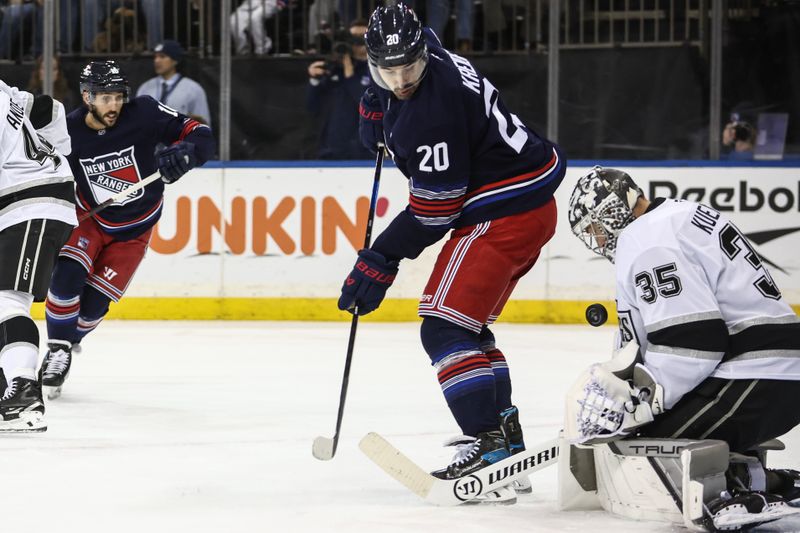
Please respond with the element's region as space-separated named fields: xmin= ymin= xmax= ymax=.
xmin=0 ymin=344 xmax=38 ymax=384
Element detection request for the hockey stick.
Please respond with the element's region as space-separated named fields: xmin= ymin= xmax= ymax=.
xmin=312 ymin=146 xmax=385 ymax=461
xmin=359 ymin=432 xmax=559 ymax=506
xmin=78 ymin=171 xmax=162 ymax=222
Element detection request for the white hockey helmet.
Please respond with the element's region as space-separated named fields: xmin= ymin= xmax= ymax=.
xmin=568 ymin=166 xmax=643 ymax=263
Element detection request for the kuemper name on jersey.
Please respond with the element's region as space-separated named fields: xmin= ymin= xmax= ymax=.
xmin=690 ymin=203 xmax=721 ymax=235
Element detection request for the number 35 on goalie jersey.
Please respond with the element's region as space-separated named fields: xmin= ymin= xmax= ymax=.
xmin=613 ymin=198 xmax=800 ymax=410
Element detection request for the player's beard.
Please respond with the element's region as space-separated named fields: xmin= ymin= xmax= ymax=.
xmin=393 ymin=67 xmax=428 ymax=100
xmin=89 ymin=105 xmax=119 ymax=128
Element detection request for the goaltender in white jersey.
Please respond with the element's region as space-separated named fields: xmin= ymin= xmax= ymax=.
xmin=614 ymin=195 xmax=799 ymax=408
xmin=562 ymin=167 xmax=800 ymax=531
xmin=0 ymin=80 xmax=76 ymax=432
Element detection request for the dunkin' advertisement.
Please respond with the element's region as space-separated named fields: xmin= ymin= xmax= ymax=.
xmin=131 ymin=165 xmax=800 ymax=304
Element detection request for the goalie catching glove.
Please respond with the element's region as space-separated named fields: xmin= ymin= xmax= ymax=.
xmin=338 ymin=249 xmax=398 ymax=315
xmin=565 ymin=341 xmax=665 ymax=445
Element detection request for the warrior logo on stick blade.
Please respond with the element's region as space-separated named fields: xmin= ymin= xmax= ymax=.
xmin=312 ymin=436 xmax=336 ymax=461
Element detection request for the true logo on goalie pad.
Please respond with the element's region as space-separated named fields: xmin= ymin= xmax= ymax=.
xmin=615 ymin=441 xmax=686 ymax=457
xmin=454 ymin=475 xmax=482 ymax=501
xmin=628 ymin=444 xmax=684 ymax=456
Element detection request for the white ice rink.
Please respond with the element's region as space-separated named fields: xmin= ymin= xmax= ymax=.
xmin=6 ymin=321 xmax=800 ymax=533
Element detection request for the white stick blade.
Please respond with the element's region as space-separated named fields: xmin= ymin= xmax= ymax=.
xmin=359 ymin=432 xmax=434 ymax=499
xmin=312 ymin=436 xmax=335 ymax=461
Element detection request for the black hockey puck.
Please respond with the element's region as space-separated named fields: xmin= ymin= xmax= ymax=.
xmin=585 ymin=303 xmax=608 ymax=327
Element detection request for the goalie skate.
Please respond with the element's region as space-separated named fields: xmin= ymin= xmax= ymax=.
xmin=706 ymin=490 xmax=800 ymax=531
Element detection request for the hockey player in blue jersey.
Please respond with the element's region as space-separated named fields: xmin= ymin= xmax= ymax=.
xmin=337 ymin=3 xmax=566 ymax=498
xmin=40 ymin=61 xmax=215 ymax=399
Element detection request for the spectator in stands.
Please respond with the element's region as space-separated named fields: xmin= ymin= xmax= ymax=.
xmin=26 ymin=54 xmax=75 ymax=111
xmin=425 ymin=0 xmax=474 ymax=52
xmin=230 ymin=0 xmax=283 ymax=56
xmin=307 ymin=0 xmax=336 ymax=53
xmin=722 ymin=113 xmax=756 ymax=161
xmin=92 ymin=4 xmax=146 ymax=53
xmin=141 ymin=0 xmax=162 ymax=49
xmin=0 ymin=0 xmax=81 ymax=59
xmin=136 ymin=39 xmax=212 ymax=127
xmin=337 ymin=0 xmax=370 ymax=25
xmin=82 ymin=0 xmax=159 ymax=52
xmin=57 ymin=0 xmax=80 ymax=53
xmin=29 ymin=0 xmax=80 ymax=54
xmin=306 ymin=18 xmax=371 ymax=159
xmin=0 ymin=0 xmax=38 ymax=60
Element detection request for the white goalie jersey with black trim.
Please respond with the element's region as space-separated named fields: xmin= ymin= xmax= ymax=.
xmin=0 ymin=81 xmax=77 ymax=232
xmin=614 ymin=198 xmax=800 ymax=409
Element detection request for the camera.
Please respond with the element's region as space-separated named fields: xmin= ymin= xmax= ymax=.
xmin=330 ymin=30 xmax=365 ymax=60
xmin=732 ymin=121 xmax=755 ymax=143
xmin=332 ymin=40 xmax=353 ymax=57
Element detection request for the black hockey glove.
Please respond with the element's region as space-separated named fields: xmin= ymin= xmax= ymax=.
xmin=338 ymin=249 xmax=399 ymax=315
xmin=158 ymin=141 xmax=198 ymax=184
xmin=358 ymin=88 xmax=384 ymax=154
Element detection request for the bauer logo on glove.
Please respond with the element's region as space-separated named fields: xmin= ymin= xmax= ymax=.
xmin=338 ymin=249 xmax=399 ymax=315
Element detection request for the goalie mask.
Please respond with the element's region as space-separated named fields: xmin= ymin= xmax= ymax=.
xmin=568 ymin=166 xmax=643 ymax=263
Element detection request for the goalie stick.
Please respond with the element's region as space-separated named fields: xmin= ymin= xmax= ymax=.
xmin=359 ymin=432 xmax=559 ymax=506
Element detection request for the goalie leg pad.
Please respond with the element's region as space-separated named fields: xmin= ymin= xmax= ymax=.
xmin=591 ymin=438 xmax=728 ymax=528
xmin=680 ymin=440 xmax=730 ymax=530
xmin=557 ymin=430 xmax=602 ymax=511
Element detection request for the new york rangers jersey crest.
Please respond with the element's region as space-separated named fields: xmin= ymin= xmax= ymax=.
xmin=79 ymin=146 xmax=143 ymax=206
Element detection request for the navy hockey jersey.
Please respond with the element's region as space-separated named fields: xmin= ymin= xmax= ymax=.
xmin=369 ymin=29 xmax=566 ymax=260
xmin=66 ymin=96 xmax=214 ymax=240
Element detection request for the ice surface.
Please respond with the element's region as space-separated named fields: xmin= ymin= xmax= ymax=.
xmin=4 ymin=321 xmax=798 ymax=532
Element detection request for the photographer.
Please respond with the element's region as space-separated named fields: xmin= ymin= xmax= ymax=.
xmin=306 ymin=19 xmax=372 ymax=160
xmin=722 ymin=112 xmax=756 ymax=160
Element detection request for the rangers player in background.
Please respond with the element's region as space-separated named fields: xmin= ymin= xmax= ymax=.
xmin=337 ymin=3 xmax=566 ymax=497
xmin=567 ymin=166 xmax=800 ymax=527
xmin=40 ymin=61 xmax=215 ymax=399
xmin=0 ymin=80 xmax=76 ymax=431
